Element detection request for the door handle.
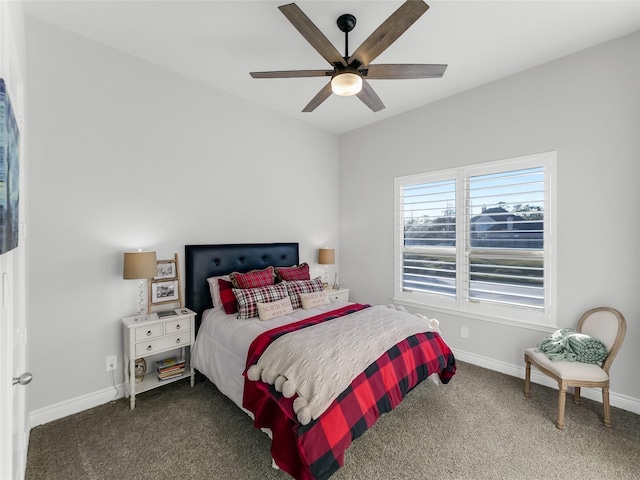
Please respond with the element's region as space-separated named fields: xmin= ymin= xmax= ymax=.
xmin=13 ymin=372 xmax=33 ymax=386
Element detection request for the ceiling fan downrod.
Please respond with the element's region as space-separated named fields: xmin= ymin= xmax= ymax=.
xmin=336 ymin=14 xmax=357 ymax=63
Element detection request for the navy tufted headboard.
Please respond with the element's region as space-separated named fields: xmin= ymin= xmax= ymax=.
xmin=184 ymin=243 xmax=299 ymax=330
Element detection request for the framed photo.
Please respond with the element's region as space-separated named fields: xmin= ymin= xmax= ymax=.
xmin=148 ymin=253 xmax=183 ymax=312
xmin=155 ymin=259 xmax=177 ymax=280
xmin=150 ymin=280 xmax=179 ymax=304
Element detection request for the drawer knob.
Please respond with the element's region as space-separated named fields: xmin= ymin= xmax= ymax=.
xmin=146 ymin=330 xmax=152 ymax=336
xmin=146 ymin=345 xmax=152 ymax=351
xmin=176 ymin=338 xmax=181 ymax=344
xmin=176 ymin=324 xmax=181 ymax=330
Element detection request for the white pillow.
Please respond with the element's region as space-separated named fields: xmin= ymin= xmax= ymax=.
xmin=207 ymin=275 xmax=230 ymax=308
xmin=257 ymin=296 xmax=294 ymax=321
xmin=299 ymin=290 xmax=330 ymax=310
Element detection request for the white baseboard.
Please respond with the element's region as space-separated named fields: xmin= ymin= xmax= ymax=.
xmin=452 ymin=348 xmax=640 ymax=415
xmin=29 ymin=383 xmax=124 ymax=429
xmin=27 ymin=351 xmax=640 ymax=429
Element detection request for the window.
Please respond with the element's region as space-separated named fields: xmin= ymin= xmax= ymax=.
xmin=394 ymin=152 xmax=556 ymax=327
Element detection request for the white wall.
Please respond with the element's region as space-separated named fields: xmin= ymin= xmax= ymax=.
xmin=25 ymin=18 xmax=339 ymax=416
xmin=339 ymin=32 xmax=640 ymax=406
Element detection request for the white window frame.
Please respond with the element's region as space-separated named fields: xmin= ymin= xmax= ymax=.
xmin=394 ymin=152 xmax=557 ymax=328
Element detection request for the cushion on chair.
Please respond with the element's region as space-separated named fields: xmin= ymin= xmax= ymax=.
xmin=525 ymin=348 xmax=609 ymax=383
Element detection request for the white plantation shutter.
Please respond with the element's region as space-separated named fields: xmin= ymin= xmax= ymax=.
xmin=395 ymin=152 xmax=555 ymax=326
xmin=464 ymin=167 xmax=545 ymax=310
xmin=401 ymin=178 xmax=456 ymax=297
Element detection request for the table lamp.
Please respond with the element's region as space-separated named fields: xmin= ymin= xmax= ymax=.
xmin=123 ymin=250 xmax=157 ymax=321
xmin=318 ymin=247 xmax=335 ymax=290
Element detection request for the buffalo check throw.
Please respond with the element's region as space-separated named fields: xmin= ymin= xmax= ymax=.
xmin=243 ymin=304 xmax=457 ymax=480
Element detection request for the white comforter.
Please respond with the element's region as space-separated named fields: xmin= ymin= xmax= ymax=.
xmin=191 ymin=299 xmax=354 ymax=414
xmin=246 ymin=305 xmax=439 ymax=424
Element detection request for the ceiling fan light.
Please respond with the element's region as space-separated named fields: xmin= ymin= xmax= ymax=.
xmin=331 ymin=72 xmax=363 ymax=96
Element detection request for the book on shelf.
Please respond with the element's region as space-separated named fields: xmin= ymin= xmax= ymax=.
xmin=158 ymin=372 xmax=184 ymax=382
xmin=156 ymin=356 xmax=185 ymax=371
xmin=157 ymin=310 xmax=178 ymax=318
xmin=158 ymin=363 xmax=184 ymax=374
xmin=158 ymin=367 xmax=185 ymax=379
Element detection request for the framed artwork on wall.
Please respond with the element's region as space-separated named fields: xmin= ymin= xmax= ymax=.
xmin=0 ymin=78 xmax=20 ymax=255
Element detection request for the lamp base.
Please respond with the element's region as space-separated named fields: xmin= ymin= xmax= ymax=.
xmin=136 ymin=279 xmax=148 ymax=321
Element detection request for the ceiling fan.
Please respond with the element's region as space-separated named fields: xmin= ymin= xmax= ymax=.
xmin=250 ymin=0 xmax=447 ymax=113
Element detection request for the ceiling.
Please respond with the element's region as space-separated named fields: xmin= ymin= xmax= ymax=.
xmin=22 ymin=0 xmax=640 ymax=134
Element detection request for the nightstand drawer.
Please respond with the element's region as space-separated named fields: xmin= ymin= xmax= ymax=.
xmin=135 ymin=332 xmax=190 ymax=356
xmin=327 ymin=288 xmax=350 ymax=302
xmin=134 ymin=323 xmax=163 ymax=341
xmin=165 ymin=318 xmax=190 ymax=334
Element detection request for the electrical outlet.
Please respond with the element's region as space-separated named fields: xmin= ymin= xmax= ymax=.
xmin=460 ymin=326 xmax=469 ymax=339
xmin=106 ymin=355 xmax=117 ymax=372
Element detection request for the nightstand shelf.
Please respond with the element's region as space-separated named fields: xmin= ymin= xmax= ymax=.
xmin=133 ymin=365 xmax=194 ymax=394
xmin=122 ymin=308 xmax=196 ymax=410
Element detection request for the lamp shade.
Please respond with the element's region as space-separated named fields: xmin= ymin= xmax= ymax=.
xmin=331 ymin=71 xmax=363 ymax=96
xmin=318 ymin=248 xmax=335 ymax=265
xmin=123 ymin=251 xmax=157 ymax=279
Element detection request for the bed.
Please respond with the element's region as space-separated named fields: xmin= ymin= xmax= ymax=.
xmin=186 ymin=243 xmax=456 ymax=480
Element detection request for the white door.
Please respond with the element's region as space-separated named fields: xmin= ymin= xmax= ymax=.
xmin=0 ymin=266 xmax=16 ymax=480
xmin=1 ymin=248 xmax=29 ymax=480
xmin=12 ymin=242 xmax=29 ymax=480
xmin=1 ymin=4 xmax=28 ymax=477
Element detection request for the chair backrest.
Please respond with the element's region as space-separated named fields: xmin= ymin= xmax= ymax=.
xmin=577 ymin=307 xmax=626 ymax=372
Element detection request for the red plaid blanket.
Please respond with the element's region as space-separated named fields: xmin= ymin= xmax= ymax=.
xmin=243 ymin=304 xmax=456 ymax=480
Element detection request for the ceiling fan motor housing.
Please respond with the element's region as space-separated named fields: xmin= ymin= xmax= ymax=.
xmin=337 ymin=14 xmax=356 ymax=33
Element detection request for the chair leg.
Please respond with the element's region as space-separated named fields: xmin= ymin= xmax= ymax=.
xmin=573 ymin=386 xmax=581 ymax=405
xmin=524 ymin=358 xmax=531 ymax=397
xmin=556 ymin=387 xmax=567 ymax=430
xmin=602 ymin=387 xmax=611 ymax=428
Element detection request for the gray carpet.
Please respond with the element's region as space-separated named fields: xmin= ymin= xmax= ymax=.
xmin=26 ymin=361 xmax=640 ymax=480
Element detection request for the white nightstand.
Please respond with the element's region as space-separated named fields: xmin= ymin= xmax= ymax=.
xmin=327 ymin=287 xmax=350 ymax=302
xmin=122 ymin=308 xmax=196 ymax=410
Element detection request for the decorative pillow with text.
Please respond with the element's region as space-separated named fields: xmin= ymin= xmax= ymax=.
xmin=257 ymin=296 xmax=294 ymax=321
xmin=283 ymin=277 xmax=325 ymax=310
xmin=299 ymin=290 xmax=330 ymax=310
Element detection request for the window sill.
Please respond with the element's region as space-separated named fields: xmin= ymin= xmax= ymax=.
xmin=392 ymin=297 xmax=557 ymax=334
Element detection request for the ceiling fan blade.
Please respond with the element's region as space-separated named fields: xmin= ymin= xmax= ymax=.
xmin=365 ymin=63 xmax=447 ymax=79
xmin=279 ymin=3 xmax=348 ymax=67
xmin=356 ymin=80 xmax=385 ymax=112
xmin=348 ymin=0 xmax=429 ymax=67
xmin=302 ymin=82 xmax=333 ymax=112
xmin=251 ymin=70 xmax=333 ymax=79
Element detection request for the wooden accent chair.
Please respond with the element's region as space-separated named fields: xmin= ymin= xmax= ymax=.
xmin=524 ymin=307 xmax=626 ymax=430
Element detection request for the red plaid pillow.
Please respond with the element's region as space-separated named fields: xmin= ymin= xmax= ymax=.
xmin=275 ymin=263 xmax=310 ymax=282
xmin=233 ymin=283 xmax=288 ymax=319
xmin=230 ymin=266 xmax=275 ymax=289
xmin=218 ymin=278 xmax=237 ymax=315
xmin=283 ymin=277 xmax=324 ymax=310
